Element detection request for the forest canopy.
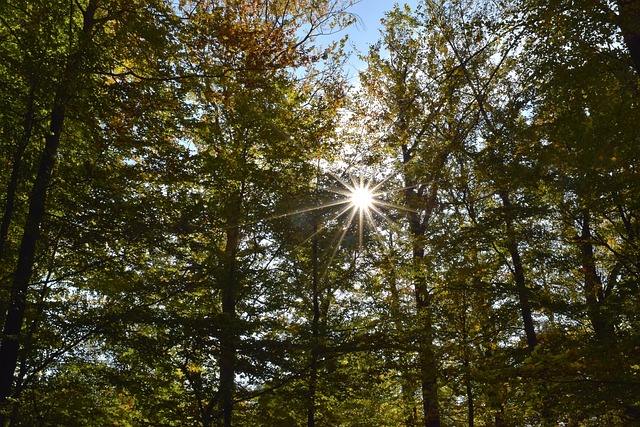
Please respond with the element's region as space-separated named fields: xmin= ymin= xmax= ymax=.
xmin=0 ymin=0 xmax=639 ymax=426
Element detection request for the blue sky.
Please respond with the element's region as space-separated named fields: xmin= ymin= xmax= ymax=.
xmin=331 ymin=0 xmax=421 ymax=77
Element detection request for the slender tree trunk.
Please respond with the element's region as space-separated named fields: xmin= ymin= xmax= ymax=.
xmin=481 ymin=344 xmax=507 ymax=427
xmin=616 ymin=0 xmax=640 ymax=75
xmin=461 ymin=303 xmax=474 ymax=427
xmin=579 ymin=210 xmax=614 ymax=340
xmin=401 ymin=138 xmax=442 ymax=427
xmin=0 ymin=89 xmax=35 ymax=261
xmin=386 ymin=255 xmax=419 ymax=427
xmin=464 ymin=357 xmax=474 ymax=427
xmin=494 ymin=408 xmax=507 ymax=427
xmin=413 ymin=247 xmax=441 ymax=427
xmin=0 ymin=4 xmax=98 ymax=421
xmin=307 ymin=224 xmax=319 ymax=427
xmin=499 ymin=191 xmax=538 ymax=352
xmin=404 ymin=177 xmax=440 ymax=427
xmin=0 ymin=100 xmax=65 ymax=425
xmin=219 ymin=222 xmax=240 ymax=427
xmin=407 ymin=219 xmax=441 ymax=427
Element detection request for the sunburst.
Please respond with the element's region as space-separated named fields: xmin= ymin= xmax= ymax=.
xmin=349 ymin=184 xmax=374 ymax=211
xmin=249 ymin=172 xmax=409 ymax=272
xmin=329 ymin=174 xmax=402 ymax=250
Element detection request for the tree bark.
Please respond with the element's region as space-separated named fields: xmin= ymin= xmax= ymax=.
xmin=465 ymin=358 xmax=474 ymax=427
xmin=385 ymin=253 xmax=419 ymax=426
xmin=0 ymin=5 xmax=99 ymax=421
xmin=0 ymin=98 xmax=65 ymax=424
xmin=219 ymin=221 xmax=240 ymax=427
xmin=0 ymin=89 xmax=35 ymax=262
xmin=307 ymin=223 xmax=319 ymax=427
xmin=616 ymin=0 xmax=640 ymax=75
xmin=461 ymin=307 xmax=474 ymax=427
xmin=415 ymin=279 xmax=441 ymax=427
xmin=579 ymin=210 xmax=614 ymax=340
xmin=402 ymin=143 xmax=441 ymax=427
xmin=499 ymin=191 xmax=538 ymax=352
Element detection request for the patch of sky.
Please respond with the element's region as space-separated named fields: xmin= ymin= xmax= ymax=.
xmin=308 ymin=0 xmax=421 ymax=82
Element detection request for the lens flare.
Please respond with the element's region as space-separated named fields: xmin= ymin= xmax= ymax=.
xmin=350 ymin=186 xmax=373 ymax=211
xmin=249 ymin=172 xmax=409 ymax=268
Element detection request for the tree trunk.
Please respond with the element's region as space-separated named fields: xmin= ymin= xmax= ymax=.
xmin=401 ymin=136 xmax=443 ymax=427
xmin=307 ymin=224 xmax=319 ymax=427
xmin=219 ymin=222 xmax=240 ymax=427
xmin=417 ymin=312 xmax=440 ymax=427
xmin=579 ymin=210 xmax=614 ymax=340
xmin=465 ymin=358 xmax=474 ymax=427
xmin=494 ymin=408 xmax=507 ymax=427
xmin=413 ymin=248 xmax=441 ymax=427
xmin=0 ymin=97 xmax=65 ymax=425
xmin=405 ymin=180 xmax=440 ymax=427
xmin=0 ymin=89 xmax=35 ymax=261
xmin=0 ymin=4 xmax=98 ymax=421
xmin=461 ymin=307 xmax=474 ymax=427
xmin=386 ymin=254 xmax=419 ymax=426
xmin=499 ymin=191 xmax=538 ymax=352
xmin=616 ymin=0 xmax=640 ymax=75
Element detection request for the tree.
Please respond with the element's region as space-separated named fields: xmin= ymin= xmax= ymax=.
xmin=106 ymin=1 xmax=352 ymax=426
xmin=2 ymin=0 xmax=640 ymax=425
xmin=614 ymin=0 xmax=640 ymax=74
xmin=356 ymin=3 xmax=487 ymax=425
xmin=0 ymin=0 xmax=188 ymax=422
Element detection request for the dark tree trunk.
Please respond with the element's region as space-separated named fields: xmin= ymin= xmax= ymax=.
xmin=0 ymin=4 xmax=98 ymax=421
xmin=386 ymin=256 xmax=419 ymax=426
xmin=494 ymin=408 xmax=507 ymax=427
xmin=461 ymin=311 xmax=474 ymax=427
xmin=415 ymin=284 xmax=441 ymax=427
xmin=616 ymin=0 xmax=640 ymax=75
xmin=0 ymin=89 xmax=35 ymax=261
xmin=403 ymin=168 xmax=441 ymax=427
xmin=0 ymin=98 xmax=66 ymax=423
xmin=579 ymin=211 xmax=615 ymax=340
xmin=219 ymin=223 xmax=240 ymax=427
xmin=465 ymin=359 xmax=474 ymax=427
xmin=499 ymin=191 xmax=538 ymax=352
xmin=307 ymin=224 xmax=319 ymax=427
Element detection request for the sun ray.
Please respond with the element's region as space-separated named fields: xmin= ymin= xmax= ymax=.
xmin=373 ymin=198 xmax=417 ymax=213
xmin=321 ymin=206 xmax=359 ymax=280
xmin=279 ymin=201 xmax=357 ymax=258
xmin=239 ymin=172 xmax=410 ymax=276
xmin=368 ymin=203 xmax=399 ymax=228
xmin=238 ymin=198 xmax=353 ymax=229
xmin=368 ymin=172 xmax=397 ymax=195
xmin=323 ymin=173 xmax=408 ymax=251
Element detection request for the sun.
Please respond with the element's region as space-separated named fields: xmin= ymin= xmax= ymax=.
xmin=328 ymin=175 xmax=393 ymax=249
xmin=259 ymin=172 xmax=406 ymax=259
xmin=350 ymin=186 xmax=374 ymax=211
